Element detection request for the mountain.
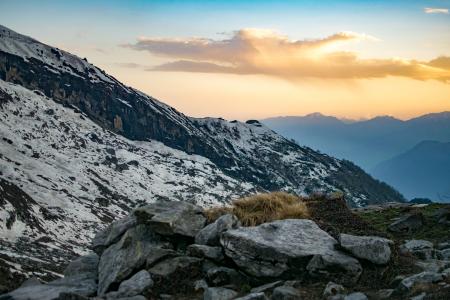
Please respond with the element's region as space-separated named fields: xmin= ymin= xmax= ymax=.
xmin=372 ymin=141 xmax=450 ymax=200
xmin=262 ymin=112 xmax=450 ymax=171
xmin=0 ymin=25 xmax=403 ymax=281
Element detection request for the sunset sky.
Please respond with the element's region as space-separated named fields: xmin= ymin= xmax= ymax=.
xmin=1 ymin=0 xmax=449 ymax=120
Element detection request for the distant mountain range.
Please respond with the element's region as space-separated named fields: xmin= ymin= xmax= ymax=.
xmin=372 ymin=141 xmax=450 ymax=200
xmin=263 ymin=112 xmax=450 ymax=200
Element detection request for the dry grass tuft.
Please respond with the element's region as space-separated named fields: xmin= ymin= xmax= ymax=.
xmin=205 ymin=192 xmax=309 ymax=226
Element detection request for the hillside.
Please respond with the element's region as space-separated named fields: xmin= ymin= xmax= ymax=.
xmin=0 ymin=24 xmax=403 ymax=283
xmin=372 ymin=141 xmax=450 ymax=200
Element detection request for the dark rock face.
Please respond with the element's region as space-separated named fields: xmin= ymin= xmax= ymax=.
xmin=339 ymin=234 xmax=393 ymax=265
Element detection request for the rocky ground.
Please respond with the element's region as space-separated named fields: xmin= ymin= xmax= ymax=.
xmin=1 ymin=194 xmax=449 ymax=300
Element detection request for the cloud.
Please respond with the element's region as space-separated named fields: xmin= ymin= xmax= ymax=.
xmin=125 ymin=29 xmax=450 ymax=82
xmin=424 ymin=7 xmax=449 ymax=14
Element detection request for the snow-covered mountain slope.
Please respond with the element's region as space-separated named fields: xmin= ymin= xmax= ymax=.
xmin=0 ymin=24 xmax=404 ymax=285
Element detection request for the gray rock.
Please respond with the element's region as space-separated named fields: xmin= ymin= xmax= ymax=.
xmin=388 ymin=213 xmax=423 ymax=233
xmin=437 ymin=242 xmax=450 ymax=250
xmin=2 ymin=275 xmax=97 ymax=300
xmin=187 ymin=244 xmax=224 ymax=263
xmin=203 ymin=287 xmax=238 ymax=300
xmin=92 ymin=215 xmax=137 ymax=254
xmin=323 ymin=282 xmax=345 ymax=298
xmin=251 ymin=281 xmax=284 ymax=293
xmin=343 ymin=292 xmax=367 ymax=300
xmin=134 ymin=200 xmax=206 ymax=237
xmin=271 ymin=286 xmax=301 ymax=300
xmin=235 ymin=292 xmax=268 ymax=300
xmin=148 ymin=256 xmax=203 ymax=293
xmin=442 ymin=268 xmax=450 ymax=277
xmin=410 ymin=292 xmax=426 ymax=300
xmin=117 ymin=270 xmax=153 ymax=297
xmin=374 ymin=289 xmax=394 ymax=299
xmin=145 ymin=248 xmax=177 ymax=268
xmin=433 ymin=208 xmax=450 ymax=225
xmin=206 ymin=266 xmax=244 ymax=287
xmin=399 ymin=240 xmax=435 ymax=260
xmin=64 ymin=252 xmax=99 ymax=280
xmin=194 ymin=279 xmax=208 ymax=291
xmin=440 ymin=248 xmax=450 ymax=260
xmin=220 ymin=219 xmax=339 ymax=277
xmin=196 ymin=214 xmax=240 ymax=246
xmin=415 ymin=259 xmax=450 ymax=273
xmin=307 ymin=251 xmax=362 ymax=286
xmin=97 ymin=224 xmax=172 ymax=295
xmin=339 ymin=234 xmax=393 ymax=265
xmin=395 ymin=272 xmax=445 ymax=295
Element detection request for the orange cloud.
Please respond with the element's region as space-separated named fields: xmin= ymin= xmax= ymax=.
xmin=125 ymin=29 xmax=450 ymax=82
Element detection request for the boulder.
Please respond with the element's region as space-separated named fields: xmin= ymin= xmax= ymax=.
xmin=64 ymin=252 xmax=99 ymax=280
xmin=395 ymin=272 xmax=445 ymax=295
xmin=206 ymin=266 xmax=245 ymax=287
xmin=148 ymin=256 xmax=203 ymax=294
xmin=97 ymin=224 xmax=172 ymax=295
xmin=339 ymin=234 xmax=393 ymax=265
xmin=235 ymin=292 xmax=268 ymax=300
xmin=187 ymin=244 xmax=225 ymax=263
xmin=220 ymin=219 xmax=339 ymax=277
xmin=373 ymin=289 xmax=394 ymax=299
xmin=271 ymin=286 xmax=301 ymax=300
xmin=1 ymin=275 xmax=97 ymax=300
xmin=134 ymin=200 xmax=206 ymax=237
xmin=388 ymin=213 xmax=423 ymax=233
xmin=415 ymin=259 xmax=450 ymax=273
xmin=203 ymin=287 xmax=238 ymax=300
xmin=343 ymin=292 xmax=367 ymax=300
xmin=323 ymin=282 xmax=345 ymax=298
xmin=399 ymin=240 xmax=435 ymax=260
xmin=106 ymin=270 xmax=153 ymax=298
xmin=306 ymin=251 xmax=362 ymax=286
xmin=196 ymin=214 xmax=240 ymax=246
xmin=433 ymin=208 xmax=450 ymax=225
xmin=92 ymin=215 xmax=136 ymax=254
xmin=439 ymin=248 xmax=450 ymax=260
xmin=436 ymin=242 xmax=450 ymax=250
xmin=145 ymin=248 xmax=177 ymax=268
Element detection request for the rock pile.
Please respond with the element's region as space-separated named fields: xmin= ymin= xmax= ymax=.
xmin=2 ymin=200 xmax=449 ymax=300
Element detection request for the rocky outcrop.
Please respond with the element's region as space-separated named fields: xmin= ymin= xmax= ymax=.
xmin=4 ymin=200 xmax=445 ymax=300
xmin=196 ymin=214 xmax=240 ymax=246
xmin=388 ymin=213 xmax=423 ymax=233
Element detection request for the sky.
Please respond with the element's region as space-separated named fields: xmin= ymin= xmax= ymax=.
xmin=0 ymin=0 xmax=450 ymax=120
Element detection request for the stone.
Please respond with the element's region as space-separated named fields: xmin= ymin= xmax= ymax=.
xmin=203 ymin=287 xmax=238 ymax=300
xmin=92 ymin=215 xmax=137 ymax=254
xmin=97 ymin=224 xmax=172 ymax=295
xmin=399 ymin=240 xmax=434 ymax=260
xmin=388 ymin=213 xmax=423 ymax=233
xmin=19 ymin=278 xmax=42 ymax=288
xmin=410 ymin=292 xmax=426 ymax=300
xmin=323 ymin=282 xmax=345 ymax=298
xmin=306 ymin=251 xmax=362 ymax=286
xmin=442 ymin=268 xmax=450 ymax=277
xmin=374 ymin=289 xmax=394 ymax=299
xmin=194 ymin=279 xmax=208 ymax=291
xmin=148 ymin=256 xmax=203 ymax=294
xmin=395 ymin=272 xmax=445 ymax=295
xmin=134 ymin=200 xmax=206 ymax=237
xmin=271 ymin=286 xmax=301 ymax=300
xmin=206 ymin=266 xmax=245 ymax=287
xmin=187 ymin=244 xmax=225 ymax=263
xmin=343 ymin=292 xmax=367 ymax=300
xmin=64 ymin=252 xmax=99 ymax=280
xmin=251 ymin=281 xmax=284 ymax=294
xmin=437 ymin=242 xmax=450 ymax=250
xmin=2 ymin=275 xmax=97 ymax=300
xmin=235 ymin=292 xmax=268 ymax=300
xmin=439 ymin=248 xmax=450 ymax=260
xmin=196 ymin=214 xmax=240 ymax=246
xmin=339 ymin=234 xmax=393 ymax=265
xmin=220 ymin=219 xmax=339 ymax=277
xmin=433 ymin=208 xmax=450 ymax=225
xmin=145 ymin=248 xmax=177 ymax=268
xmin=415 ymin=259 xmax=450 ymax=273
xmin=116 ymin=270 xmax=153 ymax=297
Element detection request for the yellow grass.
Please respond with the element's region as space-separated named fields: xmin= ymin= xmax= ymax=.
xmin=205 ymin=192 xmax=309 ymax=226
